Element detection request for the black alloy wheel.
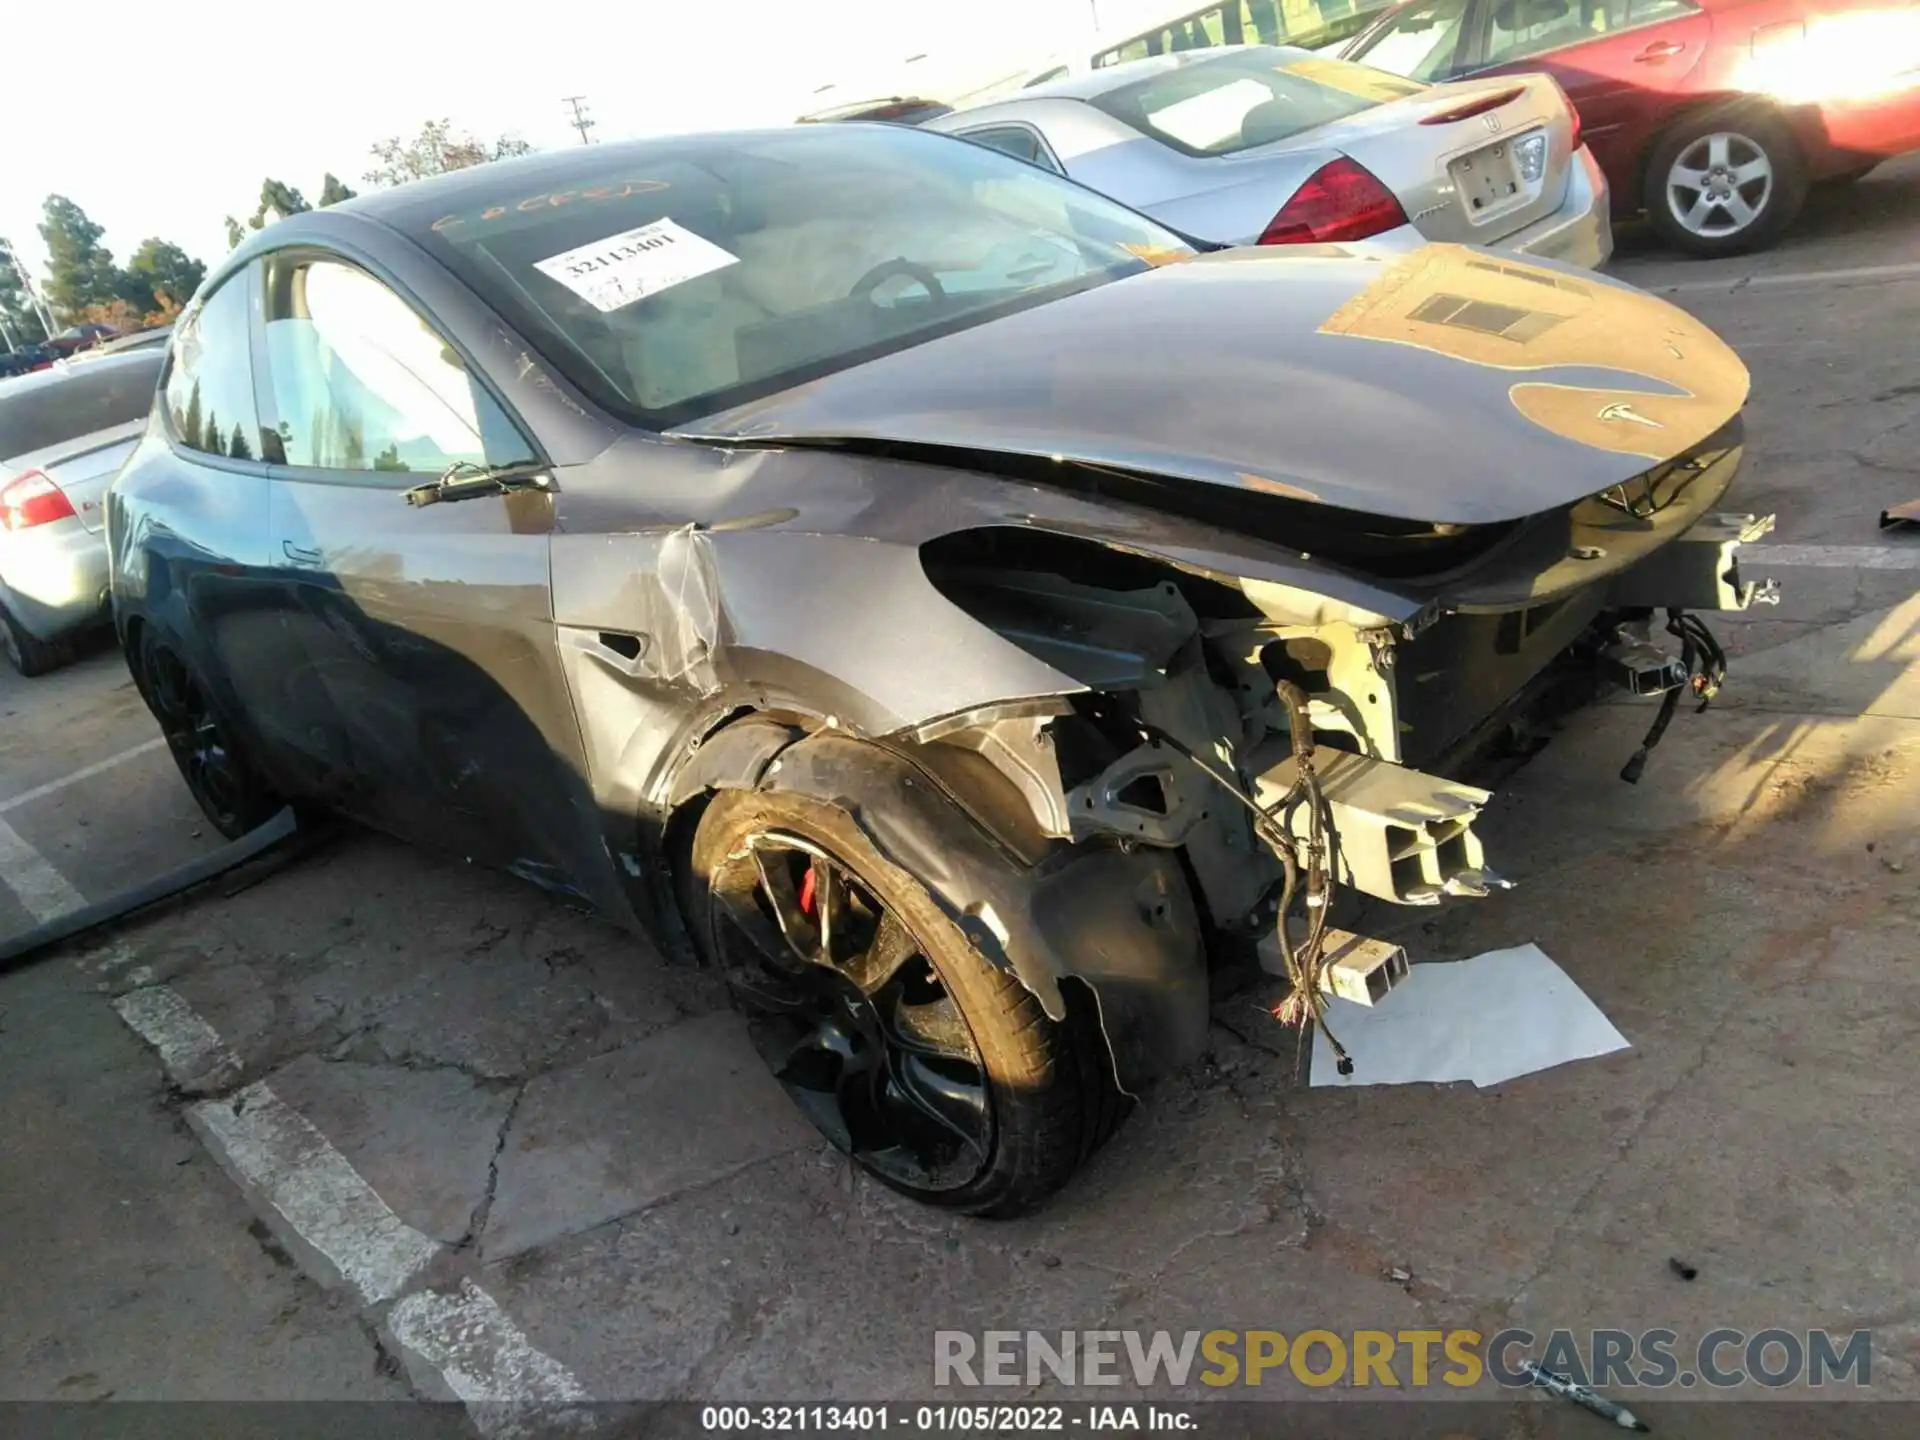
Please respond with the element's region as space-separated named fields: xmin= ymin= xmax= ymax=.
xmin=705 ymin=829 xmax=995 ymax=1195
xmin=138 ymin=636 xmax=281 ymax=838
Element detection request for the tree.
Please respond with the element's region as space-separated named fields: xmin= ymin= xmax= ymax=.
xmin=126 ymin=238 xmax=206 ymax=314
xmin=319 ymin=173 xmax=358 ymax=207
xmin=253 ymin=178 xmax=311 ymax=229
xmin=38 ymin=195 xmax=122 ymax=319
xmin=364 ymin=119 xmax=533 ymax=187
xmin=0 ymin=245 xmax=47 ymax=346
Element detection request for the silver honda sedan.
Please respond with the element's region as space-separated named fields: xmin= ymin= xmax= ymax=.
xmin=0 ymin=349 xmax=163 ymax=674
xmin=924 ymin=45 xmax=1611 ymax=268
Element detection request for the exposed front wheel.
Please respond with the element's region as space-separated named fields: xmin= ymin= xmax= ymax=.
xmin=1646 ymin=112 xmax=1806 ymax=257
xmin=136 ymin=633 xmax=284 ymax=839
xmin=684 ymin=783 xmax=1125 ymax=1216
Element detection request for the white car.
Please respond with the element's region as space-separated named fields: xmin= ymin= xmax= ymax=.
xmin=0 ymin=349 xmax=162 ymax=675
xmin=925 ymin=45 xmax=1612 ymax=267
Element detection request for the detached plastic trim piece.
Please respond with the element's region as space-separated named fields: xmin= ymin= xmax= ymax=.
xmin=0 ymin=806 xmax=300 ymax=972
xmin=1880 ymin=498 xmax=1920 ymax=532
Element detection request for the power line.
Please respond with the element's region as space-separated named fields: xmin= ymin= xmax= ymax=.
xmin=562 ymin=96 xmax=597 ymax=145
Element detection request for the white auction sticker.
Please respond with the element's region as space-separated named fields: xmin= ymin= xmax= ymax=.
xmin=533 ymin=218 xmax=739 ymax=312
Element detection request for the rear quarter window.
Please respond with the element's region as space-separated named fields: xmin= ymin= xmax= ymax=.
xmin=0 ymin=352 xmax=164 ymax=462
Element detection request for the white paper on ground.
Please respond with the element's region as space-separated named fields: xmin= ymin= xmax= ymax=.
xmin=1310 ymin=943 xmax=1629 ymax=1088
xmin=533 ymin=218 xmax=738 ymax=313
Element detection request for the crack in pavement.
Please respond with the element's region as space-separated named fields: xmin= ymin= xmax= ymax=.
xmin=462 ymin=1083 xmax=528 ymax=1254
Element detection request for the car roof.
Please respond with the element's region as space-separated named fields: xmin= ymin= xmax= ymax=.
xmin=0 ymin=346 xmax=161 ymax=398
xmin=76 ymin=325 xmax=173 ymax=358
xmin=797 ymin=96 xmax=953 ymax=123
xmin=994 ymin=44 xmax=1300 ymax=103
xmin=324 ymin=130 xmax=836 ymax=231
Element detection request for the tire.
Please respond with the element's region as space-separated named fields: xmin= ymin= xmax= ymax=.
xmin=683 ymin=782 xmax=1126 ymax=1217
xmin=1645 ymin=108 xmax=1807 ymax=258
xmin=134 ymin=631 xmax=284 ymax=839
xmin=0 ymin=602 xmax=71 ymax=677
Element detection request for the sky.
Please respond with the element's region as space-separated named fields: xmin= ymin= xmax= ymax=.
xmin=1 ymin=0 xmax=1129 ymax=285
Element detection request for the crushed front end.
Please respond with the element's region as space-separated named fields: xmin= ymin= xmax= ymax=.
xmin=916 ymin=419 xmax=1779 ymax=1072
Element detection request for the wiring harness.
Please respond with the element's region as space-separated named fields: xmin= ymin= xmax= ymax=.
xmin=1129 ymin=680 xmax=1352 ymax=1074
xmin=1620 ymin=609 xmax=1727 ymax=784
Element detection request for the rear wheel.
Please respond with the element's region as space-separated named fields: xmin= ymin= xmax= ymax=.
xmin=1 ymin=602 xmax=71 ymax=677
xmin=1646 ymin=110 xmax=1806 ymax=257
xmin=136 ymin=633 xmax=283 ymax=838
xmin=684 ymin=783 xmax=1124 ymax=1216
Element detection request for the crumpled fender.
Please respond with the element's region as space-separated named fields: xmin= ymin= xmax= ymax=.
xmin=756 ymin=730 xmax=1209 ymax=1093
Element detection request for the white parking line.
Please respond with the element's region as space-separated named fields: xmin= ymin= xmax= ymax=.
xmin=1654 ymin=260 xmax=1920 ymax=295
xmin=111 ymin=983 xmax=592 ymax=1423
xmin=0 ymin=814 xmax=86 ymax=923
xmin=112 ymin=985 xmax=242 ymax=1092
xmin=390 ymin=1281 xmax=595 ymax=1436
xmin=1746 ymin=543 xmax=1920 ymax=570
xmin=0 ymin=736 xmax=166 ymax=813
xmin=190 ymin=1080 xmax=445 ymax=1305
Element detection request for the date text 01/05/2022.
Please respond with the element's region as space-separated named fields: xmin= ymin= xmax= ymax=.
xmin=700 ymin=1405 xmax=1198 ymax=1431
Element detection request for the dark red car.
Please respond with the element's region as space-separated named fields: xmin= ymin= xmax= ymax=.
xmin=43 ymin=322 xmax=118 ymax=357
xmin=1343 ymin=0 xmax=1920 ymax=255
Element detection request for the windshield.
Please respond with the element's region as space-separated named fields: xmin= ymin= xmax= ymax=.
xmin=1344 ymin=0 xmax=1474 ymax=82
xmin=405 ymin=126 xmax=1194 ymax=426
xmin=0 ymin=351 xmax=162 ymax=461
xmin=1091 ymin=46 xmax=1424 ymax=156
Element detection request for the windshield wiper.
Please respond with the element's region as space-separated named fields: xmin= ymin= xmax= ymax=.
xmin=402 ymin=461 xmax=552 ymax=508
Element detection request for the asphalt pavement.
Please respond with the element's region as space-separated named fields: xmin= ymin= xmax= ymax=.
xmin=2 ymin=156 xmax=1918 ymax=1434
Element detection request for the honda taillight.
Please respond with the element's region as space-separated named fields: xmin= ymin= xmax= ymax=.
xmin=1545 ymin=75 xmax=1582 ymax=150
xmin=0 ymin=470 xmax=77 ymax=531
xmin=1258 ymin=157 xmax=1409 ymax=245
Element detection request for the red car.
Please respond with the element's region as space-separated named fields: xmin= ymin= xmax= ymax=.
xmin=1343 ymin=0 xmax=1920 ymax=255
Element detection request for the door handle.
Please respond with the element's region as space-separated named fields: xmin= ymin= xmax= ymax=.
xmin=281 ymin=540 xmax=324 ymax=567
xmin=1634 ymin=40 xmax=1686 ymax=62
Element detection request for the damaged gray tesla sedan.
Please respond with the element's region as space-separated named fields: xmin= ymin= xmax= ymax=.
xmin=109 ymin=123 xmax=1777 ymax=1215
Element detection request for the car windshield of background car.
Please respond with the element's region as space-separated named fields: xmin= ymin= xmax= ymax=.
xmin=1347 ymin=0 xmax=1474 ymax=81
xmin=1091 ymin=48 xmax=1417 ymax=155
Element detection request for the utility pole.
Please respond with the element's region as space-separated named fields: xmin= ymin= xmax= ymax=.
xmin=0 ymin=235 xmax=58 ymax=340
xmin=562 ymin=96 xmax=597 ymax=145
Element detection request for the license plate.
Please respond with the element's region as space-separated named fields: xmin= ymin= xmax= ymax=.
xmin=1452 ymin=140 xmax=1522 ymax=213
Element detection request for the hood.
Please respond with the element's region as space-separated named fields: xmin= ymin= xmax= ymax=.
xmin=673 ymin=243 xmax=1750 ymax=527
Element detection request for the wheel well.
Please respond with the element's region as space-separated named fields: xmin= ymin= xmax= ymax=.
xmin=120 ymin=614 xmax=147 ymax=680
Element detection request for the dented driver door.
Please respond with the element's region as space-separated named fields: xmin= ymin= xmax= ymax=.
xmin=255 ymin=249 xmax=611 ymax=909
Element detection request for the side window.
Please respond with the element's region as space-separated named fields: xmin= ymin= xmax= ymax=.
xmin=259 ymin=255 xmax=534 ymax=477
xmin=1485 ymin=0 xmax=1635 ymax=66
xmin=163 ymin=272 xmax=264 ymax=461
xmin=1627 ymin=0 xmax=1694 ymax=21
xmin=1347 ymin=0 xmax=1474 ymax=80
xmin=961 ymin=125 xmax=1064 ymax=173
